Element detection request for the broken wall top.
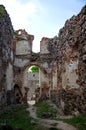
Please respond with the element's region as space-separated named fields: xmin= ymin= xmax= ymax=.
xmin=14 ymin=29 xmax=34 ymax=41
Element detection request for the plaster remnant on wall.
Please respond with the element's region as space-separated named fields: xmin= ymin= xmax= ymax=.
xmin=67 ymin=60 xmax=78 ymax=72
xmin=14 ymin=58 xmax=29 ymax=67
xmin=42 ymin=62 xmax=48 ymax=68
xmin=40 ymin=37 xmax=50 ymax=54
xmin=28 ymin=72 xmax=39 ymax=81
xmin=16 ymin=40 xmax=31 ymax=55
xmin=6 ymin=63 xmax=13 ymax=90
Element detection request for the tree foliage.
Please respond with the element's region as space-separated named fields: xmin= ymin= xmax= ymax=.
xmin=29 ymin=66 xmax=39 ymax=73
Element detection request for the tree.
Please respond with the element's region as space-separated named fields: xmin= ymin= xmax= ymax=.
xmin=29 ymin=66 xmax=39 ymax=73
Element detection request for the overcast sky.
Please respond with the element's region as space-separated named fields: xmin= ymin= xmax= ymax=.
xmin=0 ymin=0 xmax=86 ymax=52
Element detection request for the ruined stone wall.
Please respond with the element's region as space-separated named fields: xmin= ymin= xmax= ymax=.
xmin=8 ymin=5 xmax=86 ymax=114
xmin=0 ymin=5 xmax=14 ymax=105
xmin=14 ymin=34 xmax=53 ymax=102
xmin=49 ymin=5 xmax=86 ymax=115
xmin=27 ymin=72 xmax=39 ymax=100
xmin=13 ymin=30 xmax=35 ymax=102
xmin=0 ymin=4 xmax=85 ymax=114
xmin=39 ymin=38 xmax=54 ymax=99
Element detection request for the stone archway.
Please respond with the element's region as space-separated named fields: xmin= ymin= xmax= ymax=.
xmin=23 ymin=63 xmax=42 ymax=102
xmin=13 ymin=30 xmax=55 ymax=103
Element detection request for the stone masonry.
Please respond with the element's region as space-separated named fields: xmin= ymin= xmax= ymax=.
xmin=0 ymin=5 xmax=86 ymax=115
xmin=49 ymin=5 xmax=86 ymax=115
xmin=0 ymin=5 xmax=14 ymax=106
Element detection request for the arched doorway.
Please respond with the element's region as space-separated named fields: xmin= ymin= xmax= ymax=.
xmin=14 ymin=84 xmax=22 ymax=104
xmin=27 ymin=65 xmax=40 ymax=100
xmin=23 ymin=64 xmax=41 ymax=103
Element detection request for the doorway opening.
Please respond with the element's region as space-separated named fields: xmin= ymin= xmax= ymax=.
xmin=14 ymin=84 xmax=22 ymax=104
xmin=25 ymin=65 xmax=40 ymax=104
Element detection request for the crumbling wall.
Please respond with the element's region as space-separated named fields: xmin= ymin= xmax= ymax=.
xmin=0 ymin=5 xmax=14 ymax=105
xmin=39 ymin=37 xmax=53 ymax=100
xmin=49 ymin=5 xmax=86 ymax=115
xmin=0 ymin=4 xmax=85 ymax=114
xmin=13 ymin=30 xmax=40 ymax=103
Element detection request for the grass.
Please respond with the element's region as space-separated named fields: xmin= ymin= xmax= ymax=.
xmin=0 ymin=105 xmax=32 ymax=130
xmin=35 ymin=101 xmax=86 ymax=130
xmin=0 ymin=104 xmax=59 ymax=130
xmin=62 ymin=115 xmax=86 ymax=130
xmin=35 ymin=101 xmax=57 ymax=118
xmin=0 ymin=103 xmax=86 ymax=130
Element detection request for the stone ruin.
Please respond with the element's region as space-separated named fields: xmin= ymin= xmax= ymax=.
xmin=0 ymin=4 xmax=86 ymax=115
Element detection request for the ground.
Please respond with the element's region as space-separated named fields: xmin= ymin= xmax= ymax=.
xmin=27 ymin=101 xmax=78 ymax=130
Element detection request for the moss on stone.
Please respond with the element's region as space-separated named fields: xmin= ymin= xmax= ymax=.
xmin=0 ymin=5 xmax=5 ymax=18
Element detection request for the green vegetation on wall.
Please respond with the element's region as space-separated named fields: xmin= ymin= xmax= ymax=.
xmin=0 ymin=5 xmax=5 ymax=18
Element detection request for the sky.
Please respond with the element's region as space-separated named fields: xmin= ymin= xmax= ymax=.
xmin=0 ymin=0 xmax=86 ymax=52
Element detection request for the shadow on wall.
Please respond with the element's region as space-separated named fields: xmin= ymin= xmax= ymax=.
xmin=14 ymin=84 xmax=23 ymax=104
